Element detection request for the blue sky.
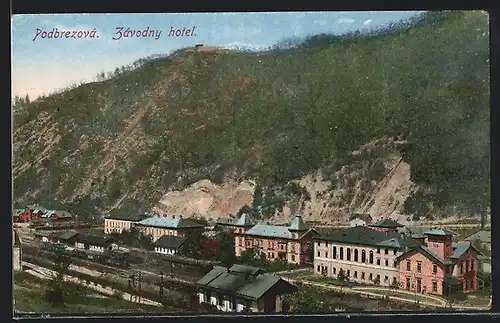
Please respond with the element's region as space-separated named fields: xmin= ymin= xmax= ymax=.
xmin=12 ymin=11 xmax=423 ymax=99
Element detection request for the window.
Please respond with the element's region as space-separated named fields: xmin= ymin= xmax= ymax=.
xmin=325 ymin=252 xmax=328 ymax=258
xmin=218 ymin=297 xmax=223 ymax=306
xmin=466 ymin=260 xmax=470 ymax=272
xmin=317 ymin=265 xmax=320 ymax=273
xmin=326 ymin=242 xmax=329 ymax=247
xmin=406 ymin=260 xmax=411 ymax=271
xmin=369 ymin=273 xmax=373 ymax=280
xmin=333 ymin=267 xmax=336 ymax=274
xmin=354 ymin=249 xmax=359 ymax=262
xmin=354 ymin=271 xmax=358 ymax=278
xmin=385 ymin=260 xmax=389 ymax=266
xmin=394 ymin=250 xmax=397 ymax=255
xmin=333 ymin=246 xmax=337 ymax=259
xmin=465 ymin=280 xmax=468 ymax=289
xmin=369 ymin=251 xmax=374 ymax=264
xmin=417 ymin=262 xmax=422 ymax=273
xmin=291 ymin=255 xmax=295 ymax=261
xmin=377 ymin=274 xmax=380 ymax=281
xmin=347 ymin=270 xmax=350 ymax=277
xmin=340 ymin=247 xmax=344 ymax=260
xmin=471 ymin=260 xmax=475 ymax=271
xmin=385 ymin=248 xmax=388 ymax=255
xmin=376 ymin=259 xmax=380 ymax=266
xmin=432 ymin=281 xmax=438 ymax=292
xmin=361 ymin=272 xmax=365 ymax=280
xmin=432 ymin=264 xmax=437 ymax=274
xmin=361 ymin=250 xmax=366 ymax=263
xmin=347 ymin=248 xmax=351 ymax=261
xmin=406 ymin=278 xmax=411 ymax=290
xmin=460 ymin=262 xmax=464 ymax=274
xmin=317 ymin=251 xmax=320 ymax=257
xmin=377 ymin=247 xmax=380 ymax=254
xmin=384 ymin=276 xmax=388 ymax=282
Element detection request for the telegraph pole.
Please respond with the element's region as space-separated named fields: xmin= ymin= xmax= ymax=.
xmin=159 ymin=270 xmax=164 ymax=303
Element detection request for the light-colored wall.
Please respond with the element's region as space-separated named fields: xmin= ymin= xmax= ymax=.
xmin=313 ymin=240 xmax=401 ymax=286
xmin=138 ymin=226 xmax=181 ymax=242
xmin=198 ymin=291 xmax=265 ymax=312
xmin=13 ymin=247 xmax=21 ymax=271
xmin=155 ymin=246 xmax=176 ymax=255
xmin=349 ymin=219 xmax=367 ymax=227
xmin=398 ymin=252 xmax=445 ymax=295
xmin=104 ymin=219 xmax=133 ymax=234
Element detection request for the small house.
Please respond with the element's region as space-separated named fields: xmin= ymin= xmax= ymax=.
xmin=196 ymin=264 xmax=297 ymax=313
xmin=46 ymin=210 xmax=73 ymax=221
xmin=75 ymin=233 xmax=116 ymax=252
xmin=153 ymin=235 xmax=187 ymax=255
xmin=348 ymin=213 xmax=373 ymax=227
xmin=34 ymin=231 xmax=52 ymax=242
xmin=49 ymin=230 xmax=79 ymax=245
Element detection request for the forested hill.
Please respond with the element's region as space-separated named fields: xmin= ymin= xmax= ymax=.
xmin=13 ymin=11 xmax=489 ymax=222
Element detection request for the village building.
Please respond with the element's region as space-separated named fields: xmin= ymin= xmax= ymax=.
xmin=314 ymin=225 xmax=421 ymax=287
xmin=153 ymin=235 xmax=187 ymax=255
xmin=348 ymin=213 xmax=373 ymax=227
xmin=234 ymin=215 xmax=318 ymax=265
xmin=49 ymin=230 xmax=79 ymax=246
xmin=368 ymin=218 xmax=404 ymax=232
xmin=74 ymin=233 xmax=116 ymax=252
xmin=34 ymin=231 xmax=52 ymax=242
xmin=464 ymin=229 xmax=491 ymax=275
xmin=134 ymin=215 xmax=205 ymax=242
xmin=196 ymin=264 xmax=297 ymax=313
xmin=44 ymin=210 xmax=73 ymax=221
xmin=104 ymin=214 xmax=153 ymax=234
xmin=216 ymin=213 xmax=257 ymax=233
xmin=13 ymin=230 xmax=22 ymax=271
xmin=396 ymin=228 xmax=482 ymax=296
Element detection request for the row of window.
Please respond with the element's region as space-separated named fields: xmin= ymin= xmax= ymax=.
xmin=317 ymin=243 xmax=397 ymax=256
xmin=317 ymin=265 xmax=396 ymax=283
xmin=404 ymin=277 xmax=439 ymax=293
xmin=317 ymin=247 xmax=397 ymax=267
xmin=405 ymin=260 xmax=476 ymax=275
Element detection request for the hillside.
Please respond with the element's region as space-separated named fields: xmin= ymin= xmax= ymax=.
xmin=13 ymin=11 xmax=490 ymax=223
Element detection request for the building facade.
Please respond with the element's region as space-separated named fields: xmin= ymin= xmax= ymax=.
xmin=153 ymin=235 xmax=187 ymax=255
xmin=313 ymin=224 xmax=482 ymax=296
xmin=134 ymin=215 xmax=204 ymax=242
xmin=234 ymin=215 xmax=317 ymax=265
xmin=397 ymin=228 xmax=481 ymax=296
xmin=196 ymin=264 xmax=297 ymax=313
xmin=348 ymin=213 xmax=373 ymax=227
xmin=314 ymin=224 xmax=420 ymax=287
xmin=104 ymin=214 xmax=153 ymax=234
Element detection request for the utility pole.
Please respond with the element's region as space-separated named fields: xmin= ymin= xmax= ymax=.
xmin=160 ymin=270 xmax=164 ymax=303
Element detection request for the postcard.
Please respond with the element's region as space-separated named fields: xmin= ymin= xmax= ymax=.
xmin=11 ymin=11 xmax=491 ymax=316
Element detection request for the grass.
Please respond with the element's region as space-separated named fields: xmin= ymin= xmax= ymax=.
xmin=452 ymin=289 xmax=492 ymax=307
xmin=13 ymin=272 xmax=165 ymax=314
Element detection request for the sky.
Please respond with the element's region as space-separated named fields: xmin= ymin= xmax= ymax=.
xmin=11 ymin=11 xmax=423 ymax=99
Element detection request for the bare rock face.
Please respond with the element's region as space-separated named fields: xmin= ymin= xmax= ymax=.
xmin=156 ymin=179 xmax=255 ymax=219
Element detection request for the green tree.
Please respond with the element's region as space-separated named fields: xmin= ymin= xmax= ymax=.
xmin=45 ymin=248 xmax=71 ymax=307
xmin=251 ymin=184 xmax=263 ymax=218
xmin=284 ymin=285 xmax=332 ymax=313
xmin=180 ymin=230 xmax=204 ymax=259
xmin=216 ymin=231 xmax=236 ymax=267
xmin=337 ymin=268 xmax=347 ymax=282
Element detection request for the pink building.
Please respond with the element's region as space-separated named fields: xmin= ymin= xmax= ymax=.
xmin=234 ymin=215 xmax=318 ymax=265
xmin=396 ymin=228 xmax=482 ymax=296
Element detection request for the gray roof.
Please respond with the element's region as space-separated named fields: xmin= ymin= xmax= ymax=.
xmin=196 ymin=265 xmax=296 ymax=300
xmin=423 ymin=228 xmax=456 ymax=236
xmin=369 ymin=219 xmax=404 ymax=228
xmin=50 ymin=230 xmax=79 ymax=241
xmin=349 ymin=213 xmax=373 ymax=222
xmin=288 ymin=215 xmax=308 ymax=232
xmin=153 ymin=235 xmax=186 ymax=250
xmin=316 ymin=225 xmax=420 ymax=249
xmin=136 ymin=216 xmax=204 ymax=229
xmin=450 ymin=241 xmax=482 ymax=259
xmin=465 ymin=230 xmax=491 ymax=244
xmin=77 ymin=233 xmax=115 ymax=246
xmin=106 ymin=214 xmax=153 ymax=222
xmin=235 ymin=213 xmax=257 ymax=227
